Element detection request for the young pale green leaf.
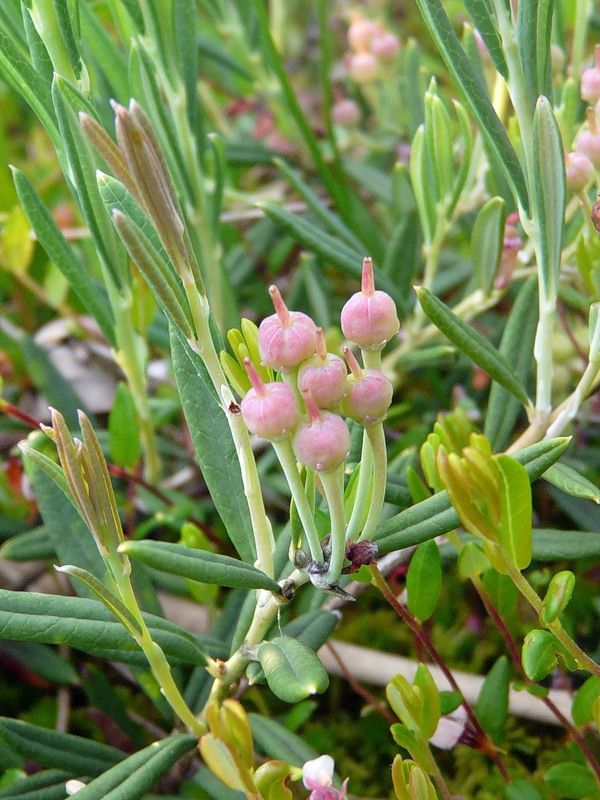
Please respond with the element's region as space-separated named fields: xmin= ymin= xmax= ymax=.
xmin=464 ymin=0 xmax=508 ymax=78
xmin=411 ymin=0 xmax=529 ymax=211
xmin=170 ymin=325 xmax=256 ymax=563
xmin=406 ymin=540 xmax=441 ymax=621
xmin=517 ymin=0 xmax=554 ymax=108
xmin=544 ymin=763 xmax=599 ymax=800
xmin=374 ymin=438 xmax=570 ymax=554
xmin=52 ymin=0 xmax=82 ymax=78
xmin=108 ymin=383 xmax=141 ymax=469
xmin=482 ymin=570 xmax=519 ymax=619
xmin=471 ymin=196 xmax=506 ymax=294
xmin=494 ymin=454 xmax=532 ymax=570
xmin=0 ymin=769 xmax=73 ymax=799
xmin=258 ymin=636 xmax=329 ymax=704
xmin=457 ymin=540 xmax=490 ymax=578
xmin=412 ymin=664 xmax=441 ymax=739
xmin=0 ymin=718 xmax=122 ymax=776
xmin=199 ymin=734 xmax=250 ymax=794
xmin=11 ymin=167 xmax=115 ymax=345
xmin=572 ymin=676 xmax=600 ymax=726
xmin=0 ymin=588 xmax=206 ymax=667
xmin=425 ymin=88 xmax=454 ymax=201
xmin=532 ymin=97 xmax=565 ymax=301
xmin=120 ymin=540 xmax=280 ymax=592
xmin=476 ymin=656 xmax=510 ymax=744
xmin=409 ymin=126 xmax=435 ymax=244
xmin=541 ymin=570 xmax=575 ymax=624
xmin=522 ymin=629 xmax=575 ymax=681
xmin=542 ymin=462 xmax=600 ymax=503
xmin=258 ymin=201 xmax=406 ymax=314
xmin=390 ymin=725 xmax=429 ymax=764
xmin=61 ymin=734 xmax=197 ymax=800
xmin=484 ymin=277 xmax=538 ymax=451
xmin=416 ymin=287 xmax=530 ymax=407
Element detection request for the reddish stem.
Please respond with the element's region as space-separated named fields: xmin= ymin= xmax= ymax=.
xmin=268 ymin=285 xmax=291 ymax=326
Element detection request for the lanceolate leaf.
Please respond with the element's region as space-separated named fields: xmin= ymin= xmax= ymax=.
xmin=417 ymin=287 xmax=530 ymax=406
xmin=61 ymin=735 xmax=197 ymax=800
xmin=0 ymin=769 xmax=72 ymax=799
xmin=374 ymin=438 xmax=569 ymax=554
xmin=170 ymin=325 xmax=256 ymax=563
xmin=406 ymin=540 xmax=442 ymax=621
xmin=0 ymin=589 xmax=206 ymax=667
xmin=258 ymin=636 xmax=329 ymax=704
xmin=476 ymin=656 xmax=510 ymax=744
xmin=543 ymin=462 xmax=600 ymax=503
xmin=494 ymin=455 xmax=532 ymax=570
xmin=464 ymin=0 xmax=508 ymax=78
xmin=0 ymin=718 xmax=123 ymax=776
xmin=517 ymin=0 xmax=554 ymax=108
xmin=471 ymin=196 xmax=506 ymax=294
xmin=120 ymin=540 xmax=281 ymax=592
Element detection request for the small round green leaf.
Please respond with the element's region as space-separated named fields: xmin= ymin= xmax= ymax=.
xmin=406 ymin=539 xmax=442 ymax=621
xmin=544 ymin=763 xmax=599 ymax=799
xmin=572 ymin=676 xmax=600 ymax=727
xmin=541 ymin=570 xmax=575 ymax=624
xmin=258 ymin=636 xmax=329 ymax=704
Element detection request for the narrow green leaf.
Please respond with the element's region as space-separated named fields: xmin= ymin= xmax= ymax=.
xmin=170 ymin=325 xmax=256 ymax=563
xmin=248 ymin=714 xmax=318 ymax=767
xmin=258 ymin=636 xmax=329 ymax=704
xmin=0 ymin=641 xmax=78 ymax=686
xmin=413 ymin=664 xmax=441 ymax=739
xmin=494 ymin=455 xmax=532 ymax=570
xmin=485 ymin=277 xmax=538 ymax=451
xmin=374 ymin=438 xmax=570 ymax=554
xmin=411 ymin=0 xmax=528 ymax=211
xmin=11 ymin=167 xmax=115 ymax=345
xmin=471 ymin=197 xmax=506 ymax=294
xmin=62 ymin=734 xmax=197 ymax=800
xmin=108 ymin=383 xmax=141 ymax=468
xmin=0 ymin=769 xmax=72 ymax=800
xmin=259 ymin=201 xmax=406 ymax=314
xmin=120 ymin=540 xmax=280 ymax=592
xmin=517 ymin=0 xmax=554 ymax=107
xmin=476 ymin=656 xmax=510 ymax=744
xmin=464 ymin=0 xmax=508 ymax=78
xmin=543 ymin=462 xmax=600 ymax=503
xmin=0 ymin=718 xmax=122 ymax=776
xmin=0 ymin=588 xmax=206 ymax=667
xmin=406 ymin=540 xmax=441 ymax=621
xmin=416 ymin=287 xmax=530 ymax=407
xmin=173 ymin=0 xmax=201 ymax=137
xmin=79 ymin=1 xmax=129 ymax=101
xmin=532 ymin=97 xmax=565 ymax=302
xmin=52 ymin=0 xmax=82 ymax=78
xmin=0 ymin=526 xmax=55 ymax=562
xmin=544 ymin=763 xmax=599 ymax=799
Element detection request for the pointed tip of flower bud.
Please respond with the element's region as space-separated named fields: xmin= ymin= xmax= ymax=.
xmin=243 ymin=358 xmax=267 ymax=396
xmin=268 ymin=284 xmax=291 ymax=326
xmin=361 ymin=257 xmax=375 ymax=296
xmin=342 ymin=346 xmax=362 ymax=380
xmin=301 ymin=387 xmax=321 ymax=423
xmin=315 ymin=327 xmax=327 ymax=360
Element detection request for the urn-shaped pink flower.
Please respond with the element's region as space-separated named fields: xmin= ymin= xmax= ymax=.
xmin=240 ymin=359 xmax=299 ymax=441
xmin=581 ymin=45 xmax=600 ymax=104
xmin=258 ymin=285 xmax=317 ymax=372
xmin=340 ymin=258 xmax=399 ymax=350
xmin=298 ymin=328 xmax=347 ymax=409
xmin=574 ymin=109 xmax=600 ymax=168
xmin=340 ymin=347 xmax=393 ymax=424
xmin=293 ymin=389 xmax=350 ymax=472
xmin=565 ymin=151 xmax=594 ymax=192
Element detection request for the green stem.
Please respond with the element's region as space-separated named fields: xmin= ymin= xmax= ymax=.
xmin=572 ymin=0 xmax=593 ymax=79
xmin=321 ymin=466 xmax=348 ymax=584
xmin=359 ymin=423 xmax=387 ymax=542
xmin=272 ymin=439 xmax=323 ymax=563
xmin=499 ymin=549 xmax=600 ymax=678
xmin=362 ymin=349 xmax=382 ymax=371
xmin=345 ymin=431 xmax=373 ymax=541
xmin=111 ymin=289 xmax=161 ymax=483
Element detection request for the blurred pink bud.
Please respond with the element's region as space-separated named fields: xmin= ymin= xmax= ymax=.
xmin=341 ymin=347 xmax=393 ymax=424
xmin=241 ymin=360 xmax=299 ymax=440
xmin=258 ymin=286 xmax=317 ymax=371
xmin=347 ymin=15 xmax=378 ymax=52
xmin=574 ymin=108 xmax=600 ymax=167
xmin=581 ymin=45 xmax=600 ymax=104
xmin=565 ymin=151 xmax=594 ymax=191
xmin=340 ymin=257 xmax=399 ymax=349
xmin=302 ymin=755 xmax=349 ymax=800
xmin=298 ymin=329 xmax=347 ymax=409
xmin=370 ymin=31 xmax=400 ymax=61
xmin=347 ymin=52 xmax=380 ymax=84
xmin=293 ymin=390 xmax=350 ymax=472
xmin=332 ymin=98 xmax=361 ymax=127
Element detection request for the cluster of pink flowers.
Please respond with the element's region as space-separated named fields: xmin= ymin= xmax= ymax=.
xmin=240 ymin=258 xmax=399 ymax=473
xmin=565 ymin=44 xmax=600 ymax=191
xmin=344 ymin=13 xmax=400 ymax=85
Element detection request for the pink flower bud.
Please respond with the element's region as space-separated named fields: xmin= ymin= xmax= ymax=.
xmin=332 ymin=98 xmax=361 ymax=127
xmin=574 ymin=108 xmax=600 ymax=167
xmin=370 ymin=31 xmax=400 ymax=61
xmin=241 ymin=360 xmax=299 ymax=441
xmin=293 ymin=389 xmax=350 ymax=472
xmin=581 ymin=45 xmax=600 ymax=104
xmin=347 ymin=14 xmax=378 ymax=52
xmin=340 ymin=347 xmax=393 ymax=424
xmin=258 ymin=285 xmax=317 ymax=371
xmin=298 ymin=329 xmax=347 ymax=409
xmin=565 ymin=151 xmax=594 ymax=191
xmin=347 ymin=52 xmax=379 ymax=84
xmin=340 ymin=257 xmax=400 ymax=349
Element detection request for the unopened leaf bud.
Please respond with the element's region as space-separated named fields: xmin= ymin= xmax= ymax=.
xmin=293 ymin=389 xmax=350 ymax=472
xmin=340 ymin=347 xmax=393 ymax=424
xmin=241 ymin=360 xmax=299 ymax=441
xmin=298 ymin=328 xmax=347 ymax=409
xmin=258 ymin=285 xmax=317 ymax=371
xmin=341 ymin=257 xmax=399 ymax=349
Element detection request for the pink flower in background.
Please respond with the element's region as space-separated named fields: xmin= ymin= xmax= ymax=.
xmin=302 ymin=755 xmax=349 ymax=800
